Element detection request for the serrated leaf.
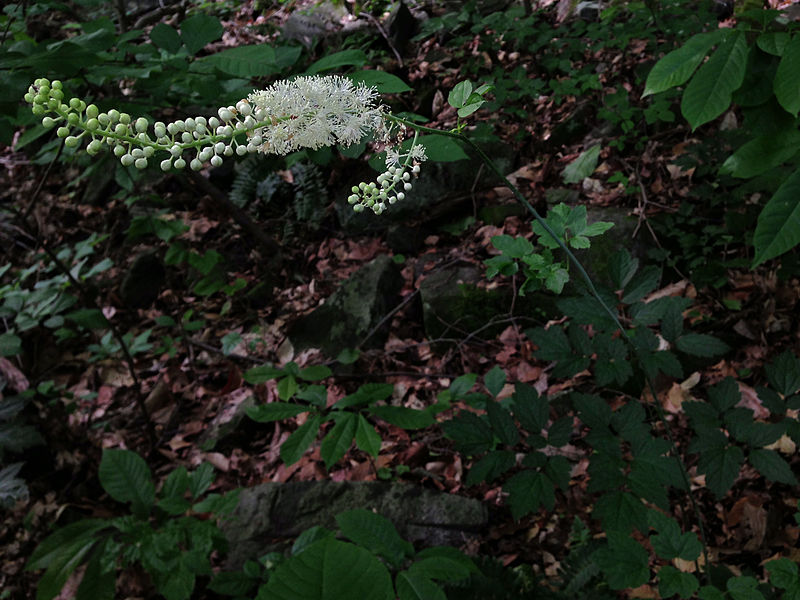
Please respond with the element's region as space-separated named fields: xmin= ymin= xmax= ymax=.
xmin=766 ymin=558 xmax=798 ymax=590
xmin=753 ymin=168 xmax=800 ymax=266
xmin=306 ymin=49 xmax=367 ymax=74
xmin=766 ymin=351 xmax=800 ymax=396
xmin=594 ymin=490 xmax=649 ymax=534
xmin=320 ymin=413 xmax=357 ymax=469
xmin=484 ymin=365 xmax=506 ymax=397
xmin=449 ymin=374 xmax=477 ymax=398
xmin=189 ymin=462 xmax=215 ymax=499
xmin=486 ymin=401 xmax=519 ymax=446
xmin=675 ymin=333 xmax=730 ymax=357
xmin=681 ymin=31 xmax=748 ymax=130
xmin=644 ymin=30 xmax=727 ymax=96
xmin=562 ymin=145 xmax=601 ymax=184
xmin=608 ymin=248 xmax=638 ymax=290
xmin=622 ymin=265 xmax=661 ymax=304
xmin=280 ymin=415 xmax=322 ymax=466
xmin=247 ymin=403 xmax=310 ymax=422
xmin=409 ymin=556 xmax=470 ymax=583
xmin=591 ymin=532 xmax=650 ymax=590
xmin=659 ymin=565 xmax=700 ymax=599
xmin=161 ymin=466 xmax=189 ymax=500
xmin=180 ymin=14 xmax=223 ymax=54
xmin=348 ymin=71 xmax=412 ymax=93
xmin=355 ymin=414 xmax=382 ymax=457
xmin=749 ymin=448 xmax=798 ymax=485
xmin=649 ymin=514 xmax=703 ymax=560
xmin=336 ymin=509 xmax=413 ymax=567
xmin=368 ymin=406 xmax=434 ymax=430
xmin=491 ymin=235 xmax=534 ymax=258
xmin=775 ymin=34 xmax=800 ymax=116
xmin=466 ymin=450 xmax=515 ymax=486
xmin=697 ymin=444 xmax=743 ymax=497
xmin=0 ymin=332 xmax=22 ymax=357
xmin=504 ymin=470 xmax=555 ymax=518
xmin=27 ymin=520 xmax=108 ymax=571
xmin=396 ymin=570 xmax=446 ymax=600
xmin=98 ymin=449 xmax=154 ymax=515
xmin=527 ymin=325 xmax=572 ymax=362
xmin=727 ymin=576 xmax=765 ymax=600
xmin=512 ymin=383 xmax=548 ymax=433
xmin=441 ymin=412 xmax=494 ymax=455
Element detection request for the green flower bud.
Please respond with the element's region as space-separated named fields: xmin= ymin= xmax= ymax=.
xmin=181 ymin=132 xmax=193 ymax=144
xmin=42 ymin=117 xmax=56 ymax=128
xmin=131 ymin=148 xmax=144 ymax=158
xmin=39 ymin=85 xmax=50 ymax=96
xmin=87 ymin=139 xmax=103 ymax=154
xmin=404 ymin=182 xmax=412 ymax=191
xmin=56 ymin=126 xmax=70 ymax=138
xmin=154 ymin=122 xmax=166 ymax=138
xmin=174 ymin=158 xmax=186 ymax=169
xmin=120 ymin=153 xmax=134 ymax=166
xmin=51 ymin=80 xmax=62 ymax=90
xmin=210 ymin=155 xmax=223 ymax=167
xmin=119 ymin=113 xmax=131 ymax=125
xmin=134 ymin=117 xmax=148 ymax=133
xmin=32 ymin=105 xmax=45 ymax=116
xmin=51 ymin=90 xmax=64 ymax=101
xmin=34 ymin=93 xmax=47 ymax=104
xmin=108 ymin=109 xmax=120 ymax=123
xmin=98 ymin=113 xmax=110 ymax=126
xmin=67 ymin=113 xmax=79 ymax=126
xmin=64 ymin=136 xmax=79 ymax=148
xmin=223 ymin=146 xmax=233 ymax=157
xmin=48 ymin=98 xmax=60 ymax=110
xmin=190 ymin=158 xmax=203 ymax=171
xmin=396 ymin=192 xmax=405 ymax=201
xmin=160 ymin=159 xmax=172 ymax=171
xmin=113 ymin=145 xmax=126 ymax=157
xmin=351 ymin=186 xmax=359 ymax=194
xmin=143 ymin=146 xmax=154 ymax=158
xmin=114 ymin=123 xmax=128 ymax=136
xmin=353 ymin=203 xmax=365 ymax=213
xmin=235 ymin=145 xmax=247 ymax=156
xmin=85 ymin=118 xmax=99 ymax=130
xmin=348 ymin=194 xmax=359 ymax=204
xmin=24 ymin=92 xmax=34 ymax=103
xmin=134 ymin=157 xmax=147 ymax=169
xmin=69 ymin=97 xmax=81 ymax=110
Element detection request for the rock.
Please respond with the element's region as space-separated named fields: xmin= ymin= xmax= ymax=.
xmin=288 ymin=254 xmax=403 ymax=356
xmin=221 ymin=481 xmax=488 ymax=569
xmin=119 ymin=251 xmax=165 ymax=308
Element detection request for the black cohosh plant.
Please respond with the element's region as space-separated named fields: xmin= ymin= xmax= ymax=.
xmin=17 ymin=68 xmax=800 ymax=600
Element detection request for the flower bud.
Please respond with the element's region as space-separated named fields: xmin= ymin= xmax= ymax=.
xmin=214 ymin=142 xmax=225 ymax=154
xmin=236 ymin=101 xmax=252 ymax=116
xmin=131 ymin=148 xmax=144 ymax=158
xmin=24 ymin=92 xmax=34 ymax=103
xmin=143 ymin=146 xmax=154 ymax=158
xmin=160 ymin=159 xmax=172 ymax=172
xmin=210 ymin=155 xmax=223 ymax=167
xmin=134 ymin=157 xmax=147 ymax=169
xmin=108 ymin=109 xmax=120 ymax=123
xmin=404 ymin=182 xmax=412 ymax=191
xmin=181 ymin=132 xmax=193 ymax=143
xmin=174 ymin=120 xmax=185 ymax=132
xmin=69 ymin=97 xmax=81 ymax=110
xmin=396 ymin=192 xmax=405 ymax=201
xmin=195 ymin=116 xmax=207 ymax=127
xmin=412 ymin=165 xmax=420 ymax=174
xmin=185 ymin=118 xmax=196 ymax=130
xmin=87 ymin=139 xmax=103 ymax=154
xmin=135 ymin=117 xmax=148 ymax=133
xmin=85 ymin=118 xmax=99 ymax=130
xmin=114 ymin=144 xmax=126 ymax=157
xmin=120 ymin=153 xmax=134 ymax=166
xmin=114 ymin=123 xmax=128 ymax=136
xmin=42 ymin=117 xmax=56 ymax=128
xmin=170 ymin=145 xmax=183 ymax=158
xmin=218 ymin=108 xmax=233 ymax=121
xmin=353 ymin=203 xmax=365 ymax=213
xmin=348 ymin=194 xmax=359 ymax=204
xmin=190 ymin=158 xmax=203 ymax=171
xmin=235 ymin=144 xmax=247 ymax=156
xmin=174 ymin=158 xmax=186 ymax=169
xmin=32 ymin=105 xmax=45 ymax=116
xmin=223 ymin=145 xmax=233 ymax=157
xmin=64 ymin=136 xmax=79 ymax=148
xmin=86 ymin=104 xmax=99 ymax=119
xmin=154 ymin=122 xmax=167 ymax=138
xmin=98 ymin=113 xmax=110 ymax=126
xmin=56 ymin=126 xmax=70 ymax=138
xmin=208 ymin=117 xmax=220 ymax=129
xmin=51 ymin=90 xmax=64 ymax=101
xmin=48 ymin=98 xmax=60 ymax=110
xmin=119 ymin=113 xmax=131 ymax=125
xmin=51 ymin=80 xmax=62 ymax=90
xmin=67 ymin=113 xmax=79 ymax=126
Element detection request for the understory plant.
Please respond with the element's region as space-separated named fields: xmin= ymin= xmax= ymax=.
xmin=14 ymin=42 xmax=800 ymax=599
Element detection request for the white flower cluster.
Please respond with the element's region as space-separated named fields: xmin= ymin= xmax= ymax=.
xmin=247 ymin=75 xmax=387 ymax=154
xmin=24 ymin=75 xmax=420 ymax=214
xmin=347 ymin=142 xmax=427 ymax=214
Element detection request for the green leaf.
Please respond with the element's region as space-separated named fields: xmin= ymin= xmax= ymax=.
xmin=643 ymin=30 xmax=727 ymax=96
xmin=658 ymin=566 xmax=700 ymax=599
xmin=336 ymin=348 xmax=360 ymax=364
xmin=504 ymin=470 xmax=555 ymax=518
xmin=449 ymin=374 xmax=478 ymax=398
xmin=262 ymin=537 xmax=394 ymax=600
xmin=368 ymin=406 xmax=434 ymax=430
xmin=244 ymin=364 xmax=285 ymax=383
xmin=766 ymin=558 xmax=799 ymax=590
xmin=591 ymin=532 xmax=650 ymax=590
xmin=675 ymin=333 xmax=730 ymax=357
xmin=150 ymin=23 xmax=182 ymax=53
xmin=466 ymin=450 xmax=515 ymax=485
xmin=594 ymin=490 xmax=649 ymax=534
xmin=306 ymin=49 xmax=368 ymax=74
xmin=334 ymin=383 xmax=394 ymax=409
xmin=157 ymin=559 xmax=195 ymax=600
xmin=697 ymin=444 xmax=743 ymax=497
xmin=491 ymin=235 xmax=534 ymax=259
xmin=721 ymin=131 xmax=800 ymax=178
xmin=608 ymin=248 xmax=638 ymax=290
xmin=277 ymin=375 xmax=299 ymax=401
xmin=441 ymin=412 xmax=494 ymax=455
xmin=292 ymin=526 xmax=335 ymax=556
xmin=397 ymin=570 xmax=447 ymax=600
xmin=562 ymin=145 xmax=601 ymax=184
xmin=649 ymin=512 xmax=703 ymax=560
xmin=189 ymin=462 xmax=215 ymax=499
xmin=65 ymin=308 xmax=108 ymax=329
xmin=75 ymin=549 xmax=115 ymax=600
xmin=298 ymin=365 xmax=332 ymax=381
xmin=448 ymin=81 xmax=473 ymax=108
xmin=36 ymin=537 xmax=98 ymax=600
xmin=758 ymin=32 xmax=790 ymax=56
xmin=486 ymin=401 xmax=519 ymax=446
xmin=622 ymin=265 xmax=661 ymax=304
xmin=355 ymin=415 xmax=382 ymax=457
xmin=320 ymin=413 xmax=357 ymax=469
xmin=708 ymin=377 xmax=740 ymax=413
xmin=409 ymin=556 xmax=471 ymax=583
xmin=753 ymin=168 xmax=800 ymax=266
xmin=727 ymin=576 xmax=765 ymax=600
xmin=699 ymin=585 xmax=727 ymax=600
xmin=208 ymin=571 xmax=257 ymax=596
xmin=161 ymin=466 xmax=189 ymax=500
xmin=336 ymin=509 xmax=413 ymax=566
xmin=749 ymin=448 xmax=798 ymax=485
xmin=246 ymin=403 xmax=310 ymax=422
xmin=348 ymin=71 xmax=412 ymax=93
xmin=98 ymin=449 xmax=154 ymax=515
xmin=180 ymin=14 xmax=223 ymax=54
xmin=0 ymin=332 xmax=22 ymax=357
xmin=512 ymin=383 xmax=548 ymax=433
xmin=457 ymin=102 xmax=484 ymax=118
xmin=281 ymin=415 xmax=322 ymax=465
xmin=774 ymin=34 xmax=800 ymax=116
xmin=681 ymin=31 xmax=748 ymax=130
xmin=28 ymin=520 xmax=109 ymax=571
xmin=766 ymin=350 xmax=800 ymax=396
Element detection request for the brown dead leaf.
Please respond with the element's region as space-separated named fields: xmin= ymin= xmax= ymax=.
xmin=0 ymin=358 xmax=28 ymax=393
